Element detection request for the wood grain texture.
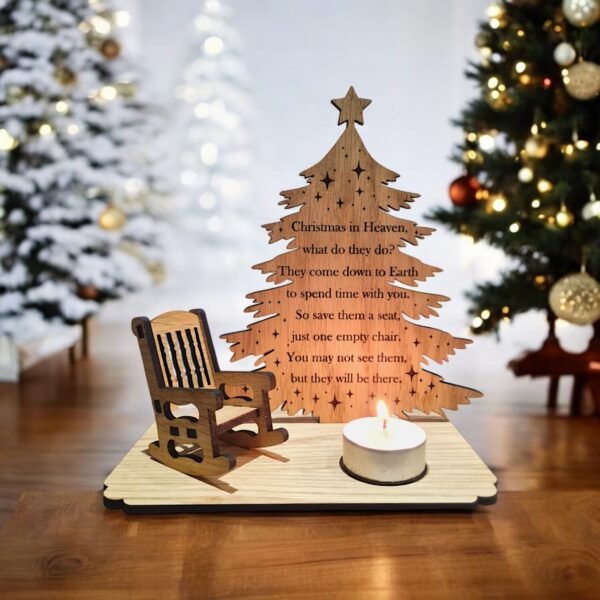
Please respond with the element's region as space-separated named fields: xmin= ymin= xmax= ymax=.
xmin=103 ymin=421 xmax=497 ymax=511
xmin=1 ymin=490 xmax=598 ymax=600
xmin=223 ymin=88 xmax=481 ymax=422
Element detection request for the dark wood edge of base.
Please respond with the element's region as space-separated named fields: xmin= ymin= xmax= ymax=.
xmin=102 ymin=485 xmax=497 ymax=514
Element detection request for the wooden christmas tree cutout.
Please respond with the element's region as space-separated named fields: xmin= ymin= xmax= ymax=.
xmin=223 ymin=87 xmax=482 ymax=423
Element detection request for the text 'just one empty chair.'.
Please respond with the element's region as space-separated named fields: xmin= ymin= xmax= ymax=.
xmin=132 ymin=309 xmax=288 ymax=477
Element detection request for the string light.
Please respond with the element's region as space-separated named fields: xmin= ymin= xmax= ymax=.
xmin=531 ymin=198 xmax=541 ymax=208
xmin=562 ymin=143 xmax=575 ymax=156
xmin=198 ymin=192 xmax=217 ymax=209
xmin=472 ymin=316 xmax=483 ymax=328
xmin=200 ymin=142 xmax=219 ymax=165
xmin=39 ymin=123 xmax=53 ymax=136
xmin=502 ymin=306 xmax=510 ymax=315
xmin=55 ymin=100 xmax=69 ymax=114
xmin=491 ymin=194 xmax=507 ymax=212
xmin=487 ymin=76 xmax=499 ymax=89
xmin=194 ymin=102 xmax=211 ymax=118
xmin=466 ymin=132 xmax=477 ymax=142
xmin=509 ymin=222 xmax=521 ymax=233
xmin=515 ymin=61 xmax=527 ymax=73
xmin=537 ymin=179 xmax=553 ymax=193
xmin=0 ymin=128 xmax=17 ymax=151
xmin=114 ymin=10 xmax=131 ymax=27
xmin=518 ymin=166 xmax=534 ymax=183
xmin=67 ymin=123 xmax=80 ymax=136
xmin=204 ymin=36 xmax=224 ymax=55
xmin=478 ymin=133 xmax=496 ymax=152
xmin=99 ymin=85 xmax=117 ymax=101
xmin=481 ymin=309 xmax=491 ymax=320
xmin=90 ymin=15 xmax=111 ymax=35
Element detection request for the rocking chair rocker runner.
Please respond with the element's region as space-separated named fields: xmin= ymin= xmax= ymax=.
xmin=132 ymin=309 xmax=288 ymax=477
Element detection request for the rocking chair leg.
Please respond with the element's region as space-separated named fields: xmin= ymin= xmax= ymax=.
xmin=148 ymin=440 xmax=235 ymax=478
xmin=570 ymin=376 xmax=584 ymax=416
xmin=547 ymin=376 xmax=559 ymax=412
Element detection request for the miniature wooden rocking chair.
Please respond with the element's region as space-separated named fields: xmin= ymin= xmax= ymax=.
xmin=132 ymin=309 xmax=288 ymax=477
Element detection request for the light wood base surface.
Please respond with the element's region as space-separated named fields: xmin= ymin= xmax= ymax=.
xmin=104 ymin=421 xmax=496 ymax=512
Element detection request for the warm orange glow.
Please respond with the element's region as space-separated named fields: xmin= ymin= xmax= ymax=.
xmin=376 ymin=400 xmax=389 ymax=430
xmin=376 ymin=400 xmax=389 ymax=419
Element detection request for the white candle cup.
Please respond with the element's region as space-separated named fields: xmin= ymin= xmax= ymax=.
xmin=341 ymin=417 xmax=427 ymax=485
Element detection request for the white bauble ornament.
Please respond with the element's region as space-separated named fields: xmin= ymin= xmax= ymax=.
xmin=582 ymin=193 xmax=600 ymax=219
xmin=562 ymin=0 xmax=600 ymax=27
xmin=549 ymin=272 xmax=600 ymax=325
xmin=565 ymin=62 xmax=600 ymax=100
xmin=553 ymin=42 xmax=577 ymax=67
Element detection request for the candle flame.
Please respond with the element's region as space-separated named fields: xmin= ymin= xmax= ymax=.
xmin=376 ymin=400 xmax=389 ymax=419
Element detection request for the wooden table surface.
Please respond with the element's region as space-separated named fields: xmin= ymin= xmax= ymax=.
xmin=1 ymin=319 xmax=599 ymax=598
xmin=0 ymin=490 xmax=598 ymax=599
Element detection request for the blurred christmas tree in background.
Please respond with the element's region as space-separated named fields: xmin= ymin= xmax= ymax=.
xmin=175 ymin=0 xmax=255 ymax=270
xmin=0 ymin=0 xmax=168 ymax=344
xmin=430 ymin=0 xmax=600 ymax=336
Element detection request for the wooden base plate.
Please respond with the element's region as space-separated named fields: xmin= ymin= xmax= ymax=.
xmin=104 ymin=421 xmax=497 ymax=513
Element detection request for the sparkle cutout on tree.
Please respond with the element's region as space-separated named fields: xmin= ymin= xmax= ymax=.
xmin=223 ymin=87 xmax=482 ymax=422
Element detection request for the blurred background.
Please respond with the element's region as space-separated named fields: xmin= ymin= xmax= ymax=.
xmin=1 ymin=0 xmax=597 ymax=406
xmin=112 ymin=0 xmax=594 ymax=406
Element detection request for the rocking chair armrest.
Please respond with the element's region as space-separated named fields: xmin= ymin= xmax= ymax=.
xmin=214 ymin=370 xmax=276 ymax=391
xmin=155 ymin=387 xmax=224 ymax=410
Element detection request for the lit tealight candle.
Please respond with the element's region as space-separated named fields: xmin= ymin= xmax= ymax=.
xmin=341 ymin=400 xmax=427 ymax=485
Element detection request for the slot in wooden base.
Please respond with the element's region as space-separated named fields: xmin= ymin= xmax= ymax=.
xmin=104 ymin=421 xmax=497 ymax=512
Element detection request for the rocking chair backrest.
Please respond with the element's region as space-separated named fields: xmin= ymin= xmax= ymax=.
xmin=149 ymin=310 xmax=218 ymax=389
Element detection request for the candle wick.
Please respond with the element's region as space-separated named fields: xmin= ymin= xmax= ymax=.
xmin=383 ymin=418 xmax=387 ymax=431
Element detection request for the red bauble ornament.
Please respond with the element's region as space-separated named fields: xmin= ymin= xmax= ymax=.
xmin=78 ymin=284 xmax=99 ymax=300
xmin=449 ymin=175 xmax=480 ymax=207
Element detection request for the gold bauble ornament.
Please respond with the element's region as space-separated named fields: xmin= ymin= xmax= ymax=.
xmin=98 ymin=204 xmax=126 ymax=231
xmin=562 ymin=0 xmax=600 ymax=27
xmin=54 ymin=66 xmax=77 ymax=86
xmin=565 ymin=62 xmax=600 ymax=100
xmin=524 ymin=135 xmax=549 ymax=158
xmin=556 ymin=204 xmax=575 ymax=227
xmin=100 ymin=38 xmax=121 ymax=60
xmin=549 ymin=272 xmax=600 ymax=325
xmin=148 ymin=261 xmax=167 ymax=284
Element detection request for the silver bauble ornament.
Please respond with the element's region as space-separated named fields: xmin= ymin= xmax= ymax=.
xmin=549 ymin=272 xmax=600 ymax=325
xmin=565 ymin=62 xmax=600 ymax=100
xmin=553 ymin=42 xmax=577 ymax=67
xmin=562 ymin=0 xmax=600 ymax=27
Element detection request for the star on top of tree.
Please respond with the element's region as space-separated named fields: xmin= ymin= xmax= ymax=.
xmin=331 ymin=86 xmax=372 ymax=126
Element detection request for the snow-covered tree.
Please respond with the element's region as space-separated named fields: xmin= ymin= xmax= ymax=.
xmin=0 ymin=0 xmax=167 ymax=343
xmin=175 ymin=0 xmax=255 ymax=265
